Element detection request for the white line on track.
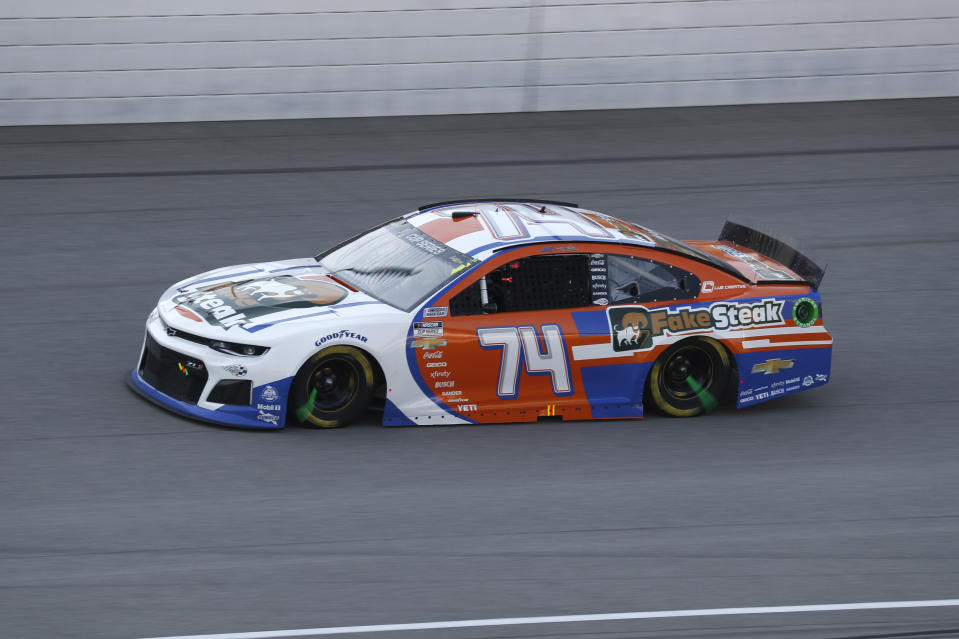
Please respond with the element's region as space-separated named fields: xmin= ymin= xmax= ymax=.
xmin=140 ymin=598 xmax=959 ymax=639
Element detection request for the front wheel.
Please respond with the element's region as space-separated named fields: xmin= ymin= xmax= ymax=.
xmin=646 ymin=338 xmax=730 ymax=417
xmin=290 ymin=346 xmax=374 ymax=428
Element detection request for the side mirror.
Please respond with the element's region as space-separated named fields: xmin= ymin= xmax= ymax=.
xmin=482 ymin=302 xmax=498 ymax=314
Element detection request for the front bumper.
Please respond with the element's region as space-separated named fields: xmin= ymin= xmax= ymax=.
xmin=129 ymin=314 xmax=291 ymax=429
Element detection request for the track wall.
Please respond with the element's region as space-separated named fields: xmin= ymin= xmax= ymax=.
xmin=2 ymin=0 xmax=958 ymax=125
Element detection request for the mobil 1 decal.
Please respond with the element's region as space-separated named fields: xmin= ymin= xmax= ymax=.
xmin=608 ymin=298 xmax=785 ymax=352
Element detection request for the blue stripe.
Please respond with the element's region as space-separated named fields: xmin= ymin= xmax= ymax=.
xmin=181 ymin=268 xmax=263 ymax=289
xmin=243 ymin=301 xmax=384 ymax=333
xmin=268 ymin=264 xmax=327 ymax=273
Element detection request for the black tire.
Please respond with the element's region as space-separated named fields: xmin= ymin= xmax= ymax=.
xmin=290 ymin=346 xmax=374 ymax=428
xmin=646 ymin=337 xmax=731 ymax=417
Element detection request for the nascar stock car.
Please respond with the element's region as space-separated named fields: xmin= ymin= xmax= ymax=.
xmin=129 ymin=199 xmax=831 ymax=429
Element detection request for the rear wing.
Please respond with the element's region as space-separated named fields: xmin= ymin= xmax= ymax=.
xmin=718 ymin=221 xmax=825 ymax=290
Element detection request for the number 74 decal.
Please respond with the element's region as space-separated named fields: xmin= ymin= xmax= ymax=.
xmin=477 ymin=325 xmax=572 ymax=398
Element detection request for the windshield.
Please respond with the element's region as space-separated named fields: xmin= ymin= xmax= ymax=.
xmin=318 ymin=219 xmax=478 ymax=311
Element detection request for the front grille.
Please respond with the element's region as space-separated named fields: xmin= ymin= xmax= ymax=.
xmin=138 ymin=333 xmax=208 ymax=404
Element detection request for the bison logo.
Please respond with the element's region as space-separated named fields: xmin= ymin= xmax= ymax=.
xmin=607 ymin=305 xmax=713 ymax=352
xmin=610 ymin=309 xmax=654 ymax=351
xmin=235 ymin=280 xmax=304 ymax=303
xmin=211 ymin=275 xmax=347 ymax=312
xmin=178 ymin=274 xmax=349 ymax=327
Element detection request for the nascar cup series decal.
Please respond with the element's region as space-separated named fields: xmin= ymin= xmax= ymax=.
xmin=173 ymin=275 xmax=347 ymax=329
xmin=608 ymin=299 xmax=785 ymax=351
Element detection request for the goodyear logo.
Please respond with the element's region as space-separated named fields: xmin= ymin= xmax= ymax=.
xmin=608 ymin=299 xmax=784 ymax=352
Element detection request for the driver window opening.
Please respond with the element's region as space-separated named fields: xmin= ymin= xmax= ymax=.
xmin=606 ymin=254 xmax=699 ymax=304
xmin=450 ymin=254 xmax=591 ymax=315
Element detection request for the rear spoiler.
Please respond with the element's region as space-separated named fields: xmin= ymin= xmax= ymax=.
xmin=718 ymin=221 xmax=826 ymax=290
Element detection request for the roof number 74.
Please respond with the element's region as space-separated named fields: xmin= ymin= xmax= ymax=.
xmin=477 ymin=325 xmax=572 ymax=398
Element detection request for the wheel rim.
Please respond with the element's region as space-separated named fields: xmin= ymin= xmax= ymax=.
xmin=661 ymin=345 xmax=714 ymax=402
xmin=307 ymin=357 xmax=359 ymax=412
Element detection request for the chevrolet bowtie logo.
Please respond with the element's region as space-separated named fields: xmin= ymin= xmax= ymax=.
xmin=752 ymin=358 xmax=796 ymax=375
xmin=411 ymin=338 xmax=448 ymax=350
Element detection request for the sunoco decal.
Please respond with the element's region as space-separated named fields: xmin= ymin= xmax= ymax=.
xmin=608 ymin=299 xmax=785 ymax=351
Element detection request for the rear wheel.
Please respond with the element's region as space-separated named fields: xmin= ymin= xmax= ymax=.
xmin=290 ymin=346 xmax=374 ymax=428
xmin=647 ymin=338 xmax=730 ymax=417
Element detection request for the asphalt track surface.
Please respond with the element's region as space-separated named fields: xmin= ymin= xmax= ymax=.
xmin=2 ymin=98 xmax=959 ymax=639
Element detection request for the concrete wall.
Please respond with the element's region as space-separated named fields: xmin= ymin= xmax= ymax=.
xmin=2 ymin=0 xmax=958 ymax=125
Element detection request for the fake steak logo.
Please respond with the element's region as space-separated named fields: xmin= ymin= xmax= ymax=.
xmin=608 ymin=299 xmax=785 ymax=351
xmin=174 ymin=275 xmax=347 ymax=329
xmin=609 ymin=306 xmax=711 ymax=352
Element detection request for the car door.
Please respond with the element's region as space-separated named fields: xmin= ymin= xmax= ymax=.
xmin=410 ymin=247 xmax=597 ymax=423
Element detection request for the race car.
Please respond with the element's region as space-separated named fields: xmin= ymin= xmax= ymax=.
xmin=129 ymin=199 xmax=831 ymax=429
